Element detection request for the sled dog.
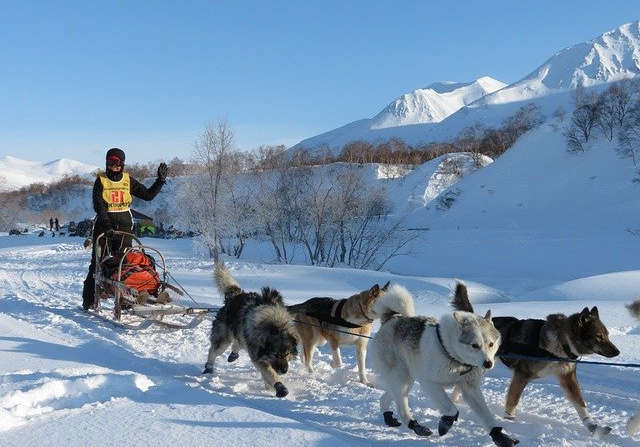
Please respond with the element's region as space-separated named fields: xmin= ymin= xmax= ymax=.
xmin=203 ymin=263 xmax=299 ymax=398
xmin=287 ymin=281 xmax=389 ymax=384
xmin=370 ymin=283 xmax=518 ymax=447
xmin=452 ymin=287 xmax=620 ymax=437
xmin=626 ymin=298 xmax=640 ymax=435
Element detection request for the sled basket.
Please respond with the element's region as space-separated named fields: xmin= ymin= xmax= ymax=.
xmin=91 ymin=230 xmax=214 ymax=330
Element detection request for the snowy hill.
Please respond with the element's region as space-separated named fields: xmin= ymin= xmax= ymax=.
xmin=385 ymin=121 xmax=640 ymax=287
xmin=0 ymin=156 xmax=98 ymax=191
xmin=370 ymin=77 xmax=506 ymax=128
xmin=293 ymin=21 xmax=640 ymax=152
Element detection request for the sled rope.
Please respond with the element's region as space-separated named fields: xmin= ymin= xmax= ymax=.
xmin=165 ymin=270 xmax=208 ymax=308
xmin=499 ymin=352 xmax=640 ymax=368
xmin=292 ymin=319 xmax=373 ymax=339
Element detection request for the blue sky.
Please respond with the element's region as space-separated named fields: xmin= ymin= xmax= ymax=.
xmin=1 ymin=1 xmax=638 ymax=165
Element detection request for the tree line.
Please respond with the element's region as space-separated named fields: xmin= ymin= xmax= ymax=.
xmin=564 ymin=78 xmax=640 ymax=162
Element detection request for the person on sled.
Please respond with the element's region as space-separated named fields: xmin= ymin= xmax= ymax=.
xmin=82 ymin=147 xmax=168 ymax=310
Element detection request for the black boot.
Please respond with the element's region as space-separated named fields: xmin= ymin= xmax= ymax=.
xmin=489 ymin=427 xmax=519 ymax=447
xmin=82 ymin=282 xmax=94 ymax=311
xmin=227 ymin=351 xmax=239 ymax=362
xmin=438 ymin=411 xmax=459 ymax=435
xmin=274 ymin=382 xmax=288 ymax=398
xmin=383 ymin=411 xmax=401 ymax=427
xmin=408 ymin=419 xmax=432 ymax=437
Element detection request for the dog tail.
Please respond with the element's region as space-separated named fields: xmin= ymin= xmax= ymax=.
xmin=374 ymin=284 xmax=414 ymax=324
xmin=261 ymin=287 xmax=285 ymax=306
xmin=627 ymin=298 xmax=640 ymax=320
xmin=214 ymin=262 xmax=242 ymax=303
xmin=450 ymin=282 xmax=474 ymax=313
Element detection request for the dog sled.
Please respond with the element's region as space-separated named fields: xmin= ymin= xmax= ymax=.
xmin=89 ymin=230 xmax=215 ymax=330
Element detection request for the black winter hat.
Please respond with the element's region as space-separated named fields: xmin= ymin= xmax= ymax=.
xmin=106 ymin=148 xmax=125 ymax=162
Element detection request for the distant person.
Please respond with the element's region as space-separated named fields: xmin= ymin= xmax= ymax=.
xmin=49 ymin=217 xmax=54 ymax=231
xmin=82 ymin=148 xmax=168 ymax=310
xmin=54 ymin=217 xmax=59 ymax=232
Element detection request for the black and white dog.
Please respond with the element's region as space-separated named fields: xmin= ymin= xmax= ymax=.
xmin=203 ymin=263 xmax=299 ymax=398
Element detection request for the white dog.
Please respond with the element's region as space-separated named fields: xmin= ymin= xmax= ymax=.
xmin=369 ymin=283 xmax=518 ymax=447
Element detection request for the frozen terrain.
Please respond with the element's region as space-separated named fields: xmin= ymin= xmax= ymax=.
xmin=1 ymin=235 xmax=640 ymax=446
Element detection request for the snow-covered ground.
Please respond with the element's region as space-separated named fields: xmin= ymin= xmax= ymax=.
xmin=1 ymin=235 xmax=640 ymax=446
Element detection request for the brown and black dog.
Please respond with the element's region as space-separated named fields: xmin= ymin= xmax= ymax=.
xmin=288 ymin=282 xmax=389 ymax=385
xmin=452 ymin=286 xmax=619 ymax=436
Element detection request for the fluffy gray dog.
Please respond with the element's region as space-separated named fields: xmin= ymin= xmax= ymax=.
xmin=203 ymin=263 xmax=298 ymax=398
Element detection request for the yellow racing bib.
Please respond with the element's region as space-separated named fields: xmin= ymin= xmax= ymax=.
xmin=100 ymin=172 xmax=132 ymax=212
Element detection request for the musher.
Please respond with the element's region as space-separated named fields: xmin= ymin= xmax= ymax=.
xmin=82 ymin=147 xmax=168 ymax=310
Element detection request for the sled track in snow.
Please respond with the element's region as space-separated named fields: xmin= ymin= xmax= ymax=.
xmin=1 ymin=240 xmax=640 ymax=445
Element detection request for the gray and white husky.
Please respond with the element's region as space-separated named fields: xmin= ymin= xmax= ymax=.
xmin=203 ymin=263 xmax=299 ymax=398
xmin=369 ymin=283 xmax=518 ymax=447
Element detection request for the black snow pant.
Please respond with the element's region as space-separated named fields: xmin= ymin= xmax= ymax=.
xmin=82 ymin=211 xmax=134 ymax=309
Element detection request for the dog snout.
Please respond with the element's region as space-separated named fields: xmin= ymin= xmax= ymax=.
xmin=601 ymin=342 xmax=620 ymax=358
xmin=272 ymin=358 xmax=289 ymax=374
xmin=483 ymin=360 xmax=493 ymax=369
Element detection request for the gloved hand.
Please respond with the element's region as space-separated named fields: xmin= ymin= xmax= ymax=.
xmin=157 ymin=162 xmax=168 ymax=182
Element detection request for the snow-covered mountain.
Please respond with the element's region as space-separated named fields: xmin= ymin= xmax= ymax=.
xmin=0 ymin=156 xmax=99 ymax=191
xmin=476 ymin=20 xmax=640 ymax=106
xmin=370 ymin=77 xmax=506 ymax=128
xmin=293 ymin=21 xmax=640 ymax=152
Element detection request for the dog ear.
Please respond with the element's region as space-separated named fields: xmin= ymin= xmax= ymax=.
xmin=369 ymin=284 xmax=380 ymax=296
xmin=453 ymin=311 xmax=467 ymax=326
xmin=484 ymin=309 xmax=492 ymax=321
xmin=381 ymin=281 xmax=390 ymax=292
xmin=590 ymin=306 xmax=599 ymax=318
xmin=578 ymin=307 xmax=592 ymax=326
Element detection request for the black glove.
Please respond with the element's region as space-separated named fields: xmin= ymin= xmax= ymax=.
xmin=489 ymin=427 xmax=519 ymax=447
xmin=157 ymin=162 xmax=168 ymax=182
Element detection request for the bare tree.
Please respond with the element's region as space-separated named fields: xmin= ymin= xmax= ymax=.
xmin=186 ymin=120 xmax=236 ymax=261
xmin=619 ymin=102 xmax=640 ymax=166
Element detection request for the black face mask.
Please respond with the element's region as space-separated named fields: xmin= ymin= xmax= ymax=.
xmin=105 ymin=166 xmax=124 ymax=181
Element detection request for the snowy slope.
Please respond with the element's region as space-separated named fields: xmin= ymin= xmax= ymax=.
xmin=383 ymin=121 xmax=640 ymax=290
xmin=0 ymin=156 xmax=98 ymax=191
xmin=293 ymin=21 xmax=640 ymax=152
xmin=1 ymin=236 xmax=640 ymax=446
xmin=370 ymin=77 xmax=506 ymax=128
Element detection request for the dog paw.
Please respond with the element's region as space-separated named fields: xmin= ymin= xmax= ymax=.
xmin=586 ymin=422 xmax=612 ymax=437
xmin=408 ymin=420 xmax=432 ymax=437
xmin=489 ymin=427 xmax=519 ymax=447
xmin=274 ymin=382 xmax=288 ymax=398
xmin=503 ymin=412 xmax=516 ymax=421
xmin=438 ymin=411 xmax=459 ymax=436
xmin=202 ymin=364 xmax=213 ymax=374
xmin=227 ymin=351 xmax=239 ymax=362
xmin=383 ymin=411 xmax=401 ymax=427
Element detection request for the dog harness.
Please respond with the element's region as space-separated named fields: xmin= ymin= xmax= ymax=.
xmin=297 ymin=297 xmax=364 ymax=329
xmin=435 ymin=324 xmax=474 ymax=375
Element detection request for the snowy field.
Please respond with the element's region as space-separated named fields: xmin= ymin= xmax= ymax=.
xmin=1 ymin=235 xmax=640 ymax=446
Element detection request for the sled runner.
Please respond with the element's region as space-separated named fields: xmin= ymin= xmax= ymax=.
xmin=90 ymin=230 xmax=215 ymax=330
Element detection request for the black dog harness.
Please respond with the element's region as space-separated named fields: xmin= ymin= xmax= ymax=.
xmin=299 ymin=297 xmax=364 ymax=329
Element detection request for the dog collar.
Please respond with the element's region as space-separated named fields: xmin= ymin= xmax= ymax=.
xmin=561 ymin=342 xmax=579 ymax=360
xmin=436 ymin=324 xmax=474 ymax=375
xmin=357 ymin=300 xmax=374 ymax=324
